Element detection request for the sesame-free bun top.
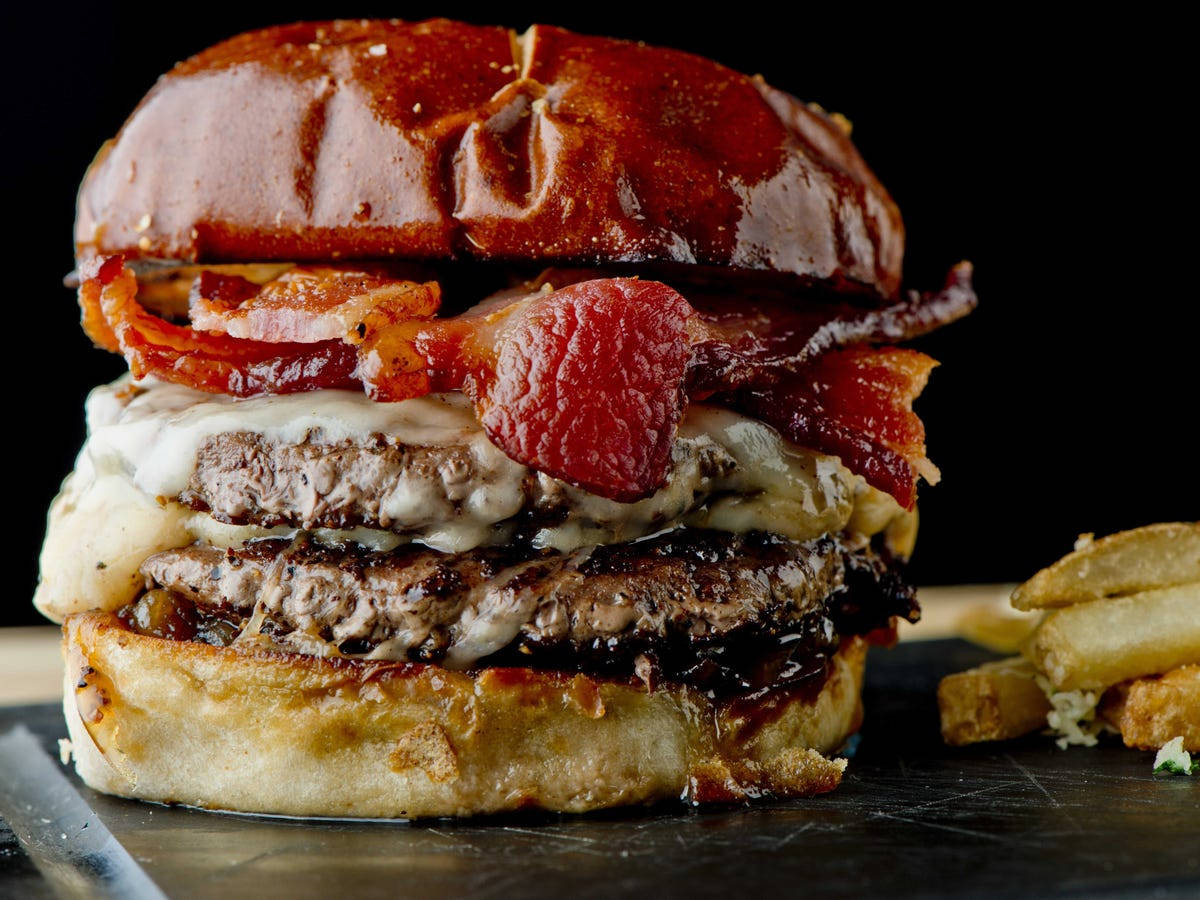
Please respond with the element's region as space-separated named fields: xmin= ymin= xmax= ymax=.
xmin=75 ymin=19 xmax=905 ymax=297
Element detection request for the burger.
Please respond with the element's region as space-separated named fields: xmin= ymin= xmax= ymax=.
xmin=36 ymin=19 xmax=976 ymax=818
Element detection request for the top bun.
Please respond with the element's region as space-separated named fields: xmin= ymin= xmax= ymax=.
xmin=75 ymin=19 xmax=904 ymax=296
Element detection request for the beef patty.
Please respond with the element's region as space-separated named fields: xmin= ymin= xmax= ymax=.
xmin=178 ymin=431 xmax=738 ymax=538
xmin=123 ymin=529 xmax=916 ymax=694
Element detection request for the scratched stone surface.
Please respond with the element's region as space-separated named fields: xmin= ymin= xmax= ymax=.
xmin=3 ymin=639 xmax=1199 ymax=898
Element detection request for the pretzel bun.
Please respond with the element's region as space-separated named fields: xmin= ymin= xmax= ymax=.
xmin=75 ymin=19 xmax=903 ymax=296
xmin=63 ymin=613 xmax=864 ymax=818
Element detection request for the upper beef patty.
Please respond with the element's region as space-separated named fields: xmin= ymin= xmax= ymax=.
xmin=124 ymin=529 xmax=916 ymax=693
xmin=179 ymin=429 xmax=738 ymax=538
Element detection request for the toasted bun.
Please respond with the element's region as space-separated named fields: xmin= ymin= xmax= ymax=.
xmin=63 ymin=612 xmax=864 ymax=818
xmin=75 ymin=19 xmax=903 ymax=296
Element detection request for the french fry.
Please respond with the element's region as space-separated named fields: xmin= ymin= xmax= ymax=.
xmin=1101 ymin=666 xmax=1200 ymax=752
xmin=1011 ymin=522 xmax=1200 ymax=611
xmin=938 ymin=657 xmax=1050 ymax=746
xmin=1023 ymin=582 xmax=1200 ymax=691
xmin=955 ymin=602 xmax=1040 ymax=655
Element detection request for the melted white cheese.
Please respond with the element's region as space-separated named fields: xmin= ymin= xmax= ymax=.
xmin=35 ymin=377 xmax=905 ymax=622
xmin=84 ymin=379 xmax=492 ymax=496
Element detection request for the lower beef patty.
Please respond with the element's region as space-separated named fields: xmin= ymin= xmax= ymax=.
xmin=121 ymin=529 xmax=916 ymax=696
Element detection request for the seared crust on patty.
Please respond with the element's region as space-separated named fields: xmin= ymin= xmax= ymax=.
xmin=140 ymin=531 xmax=841 ymax=652
xmin=64 ymin=612 xmax=865 ymax=818
xmin=131 ymin=530 xmax=914 ymax=690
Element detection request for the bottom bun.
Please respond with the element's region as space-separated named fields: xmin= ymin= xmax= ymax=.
xmin=62 ymin=612 xmax=865 ymax=818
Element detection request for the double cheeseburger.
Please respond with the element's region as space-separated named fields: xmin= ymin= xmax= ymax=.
xmin=37 ymin=19 xmax=976 ymax=817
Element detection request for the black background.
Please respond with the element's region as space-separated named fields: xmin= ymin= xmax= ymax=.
xmin=3 ymin=4 xmax=1195 ymax=626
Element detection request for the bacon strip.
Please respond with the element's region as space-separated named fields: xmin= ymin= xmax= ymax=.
xmin=689 ymin=262 xmax=975 ymax=393
xmin=78 ymin=257 xmax=122 ymax=353
xmin=357 ymin=280 xmax=694 ymax=501
xmin=80 ymin=256 xmax=358 ymax=396
xmin=189 ymin=265 xmax=440 ymax=343
xmin=477 ymin=279 xmax=693 ymax=502
xmin=731 ymin=348 xmax=939 ymax=510
xmin=78 ymin=256 xmax=974 ymax=504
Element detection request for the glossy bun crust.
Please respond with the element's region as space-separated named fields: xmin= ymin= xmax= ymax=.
xmin=75 ymin=19 xmax=904 ymax=296
xmin=63 ymin=613 xmax=864 ymax=818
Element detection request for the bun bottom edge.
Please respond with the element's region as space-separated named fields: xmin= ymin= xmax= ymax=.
xmin=62 ymin=612 xmax=865 ymax=819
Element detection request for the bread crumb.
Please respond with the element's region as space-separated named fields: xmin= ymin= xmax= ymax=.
xmin=389 ymin=722 xmax=459 ymax=782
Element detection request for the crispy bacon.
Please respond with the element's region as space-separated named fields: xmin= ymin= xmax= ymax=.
xmin=731 ymin=348 xmax=939 ymax=510
xmin=135 ymin=263 xmax=295 ymax=319
xmin=689 ymin=262 xmax=976 ymax=393
xmin=78 ymin=256 xmax=974 ymax=504
xmin=476 ymin=279 xmax=693 ymax=502
xmin=78 ymin=256 xmax=122 ymax=353
xmin=80 ymin=256 xmax=358 ymax=396
xmin=355 ymin=275 xmax=966 ymax=502
xmin=358 ymin=280 xmax=693 ymax=500
xmin=189 ymin=265 xmax=440 ymax=343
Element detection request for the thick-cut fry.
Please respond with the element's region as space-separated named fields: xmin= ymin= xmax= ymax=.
xmin=1011 ymin=522 xmax=1200 ymax=610
xmin=1024 ymin=583 xmax=1200 ymax=691
xmin=1101 ymin=666 xmax=1200 ymax=752
xmin=955 ymin=601 xmax=1040 ymax=655
xmin=938 ymin=657 xmax=1050 ymax=746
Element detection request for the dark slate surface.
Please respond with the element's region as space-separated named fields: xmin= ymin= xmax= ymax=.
xmin=3 ymin=640 xmax=1198 ymax=899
